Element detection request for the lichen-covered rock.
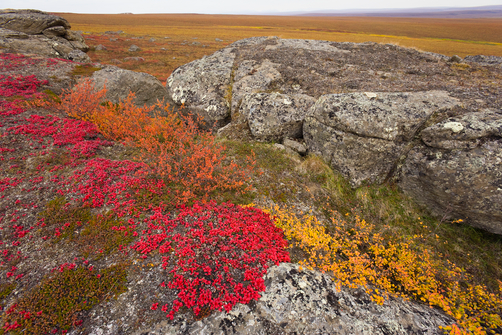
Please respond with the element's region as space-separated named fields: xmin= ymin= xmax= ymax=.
xmin=131 ymin=263 xmax=453 ymax=335
xmin=240 ymin=92 xmax=316 ymax=141
xmin=166 ymin=48 xmax=235 ymax=128
xmin=304 ymin=91 xmax=459 ymax=187
xmin=421 ymin=109 xmax=502 ymax=149
xmin=231 ymin=59 xmax=282 ymax=115
xmin=400 ymin=110 xmax=502 ymax=235
xmin=91 ymin=66 xmax=169 ymax=107
xmin=0 ymin=9 xmax=90 ymax=62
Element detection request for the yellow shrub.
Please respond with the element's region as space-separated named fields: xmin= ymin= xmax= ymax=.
xmin=267 ymin=205 xmax=502 ymax=335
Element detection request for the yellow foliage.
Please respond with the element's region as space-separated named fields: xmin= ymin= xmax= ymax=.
xmin=267 ymin=205 xmax=502 ymax=334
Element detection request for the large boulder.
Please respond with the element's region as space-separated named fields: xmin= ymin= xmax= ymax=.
xmin=0 ymin=9 xmax=90 ymax=62
xmin=132 ymin=263 xmax=453 ymax=334
xmin=400 ymin=110 xmax=502 ymax=235
xmin=304 ymin=91 xmax=459 ymax=187
xmin=91 ymin=66 xmax=170 ymax=107
xmin=166 ymin=48 xmax=235 ymax=128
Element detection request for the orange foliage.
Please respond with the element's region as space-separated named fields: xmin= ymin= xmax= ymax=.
xmin=46 ymin=78 xmax=254 ymax=204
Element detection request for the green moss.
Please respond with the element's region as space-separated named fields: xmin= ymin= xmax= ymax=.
xmin=39 ymin=197 xmax=92 ymax=242
xmin=78 ymin=213 xmax=136 ymax=259
xmin=0 ymin=282 xmax=16 ymax=300
xmin=1 ymin=263 xmax=128 ymax=335
xmin=71 ymin=64 xmax=102 ymax=77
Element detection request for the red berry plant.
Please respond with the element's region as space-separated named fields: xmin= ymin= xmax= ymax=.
xmin=136 ymin=202 xmax=290 ymax=319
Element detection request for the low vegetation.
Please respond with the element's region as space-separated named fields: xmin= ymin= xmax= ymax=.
xmin=59 ymin=13 xmax=502 ymax=81
xmin=1 ymin=44 xmax=501 ymax=335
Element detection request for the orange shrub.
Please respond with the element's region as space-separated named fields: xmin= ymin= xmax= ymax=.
xmin=52 ymin=78 xmax=254 ymax=204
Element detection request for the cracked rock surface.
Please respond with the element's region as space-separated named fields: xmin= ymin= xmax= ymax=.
xmin=131 ymin=263 xmax=453 ymax=335
xmin=0 ymin=9 xmax=90 ymax=62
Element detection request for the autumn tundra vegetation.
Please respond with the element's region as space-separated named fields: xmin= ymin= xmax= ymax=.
xmin=0 ymin=13 xmax=502 ymax=335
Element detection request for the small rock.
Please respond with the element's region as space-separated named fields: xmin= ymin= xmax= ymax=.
xmin=109 ymin=59 xmax=122 ymax=64
xmin=128 ymin=44 xmax=141 ymax=52
xmin=448 ymin=55 xmax=462 ymax=63
xmin=215 ymin=38 xmax=223 ymax=42
xmin=283 ymin=138 xmax=307 ymax=156
xmin=110 ymin=38 xmax=118 ymax=41
xmin=95 ymin=44 xmax=107 ymax=51
xmin=192 ymin=41 xmax=201 ymax=46
xmin=149 ymin=38 xmax=156 ymax=42
xmin=123 ymin=57 xmax=145 ymax=62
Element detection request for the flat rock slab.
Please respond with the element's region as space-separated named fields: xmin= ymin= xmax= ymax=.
xmin=304 ymin=91 xmax=459 ymax=187
xmin=132 ymin=263 xmax=453 ymax=335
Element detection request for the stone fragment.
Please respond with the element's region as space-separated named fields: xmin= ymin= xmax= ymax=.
xmin=67 ymin=49 xmax=91 ymax=63
xmin=128 ymin=44 xmax=141 ymax=52
xmin=95 ymin=44 xmax=107 ymax=50
xmin=283 ymin=138 xmax=307 ymax=155
xmin=42 ymin=25 xmax=66 ymax=37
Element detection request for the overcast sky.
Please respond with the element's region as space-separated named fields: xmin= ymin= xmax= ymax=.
xmin=2 ymin=0 xmax=502 ymax=14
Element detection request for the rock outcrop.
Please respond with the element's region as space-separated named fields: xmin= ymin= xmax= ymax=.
xmin=90 ymin=263 xmax=454 ymax=335
xmin=166 ymin=36 xmax=502 ymax=234
xmin=304 ymin=91 xmax=459 ymax=187
xmin=0 ymin=9 xmax=90 ymax=62
xmin=400 ymin=110 xmax=502 ymax=235
xmin=91 ymin=66 xmax=169 ymax=106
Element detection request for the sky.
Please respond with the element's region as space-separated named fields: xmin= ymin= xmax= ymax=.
xmin=2 ymin=0 xmax=502 ymax=14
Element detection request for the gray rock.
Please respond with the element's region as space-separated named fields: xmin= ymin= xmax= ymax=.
xmin=304 ymin=91 xmax=459 ymax=187
xmin=149 ymin=38 xmax=156 ymax=42
xmin=0 ymin=27 xmax=29 ymax=39
xmin=95 ymin=44 xmax=107 ymax=51
xmin=0 ymin=9 xmax=70 ymax=35
xmin=283 ymin=138 xmax=307 ymax=155
xmin=128 ymin=44 xmax=141 ymax=52
xmin=0 ymin=10 xmax=90 ymax=61
xmin=215 ymin=38 xmax=223 ymax=42
xmin=464 ymin=55 xmax=502 ymax=65
xmin=42 ymin=25 xmax=67 ymax=37
xmin=231 ymin=59 xmax=282 ymax=114
xmin=67 ymin=49 xmax=91 ymax=63
xmin=133 ymin=263 xmax=453 ymax=335
xmin=91 ymin=66 xmax=169 ymax=107
xmin=448 ymin=55 xmax=462 ymax=63
xmin=421 ymin=109 xmax=502 ymax=150
xmin=123 ymin=57 xmax=145 ymax=62
xmin=400 ymin=110 xmax=502 ymax=235
xmin=240 ymin=92 xmax=316 ymax=141
xmin=166 ymin=48 xmax=236 ymax=128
